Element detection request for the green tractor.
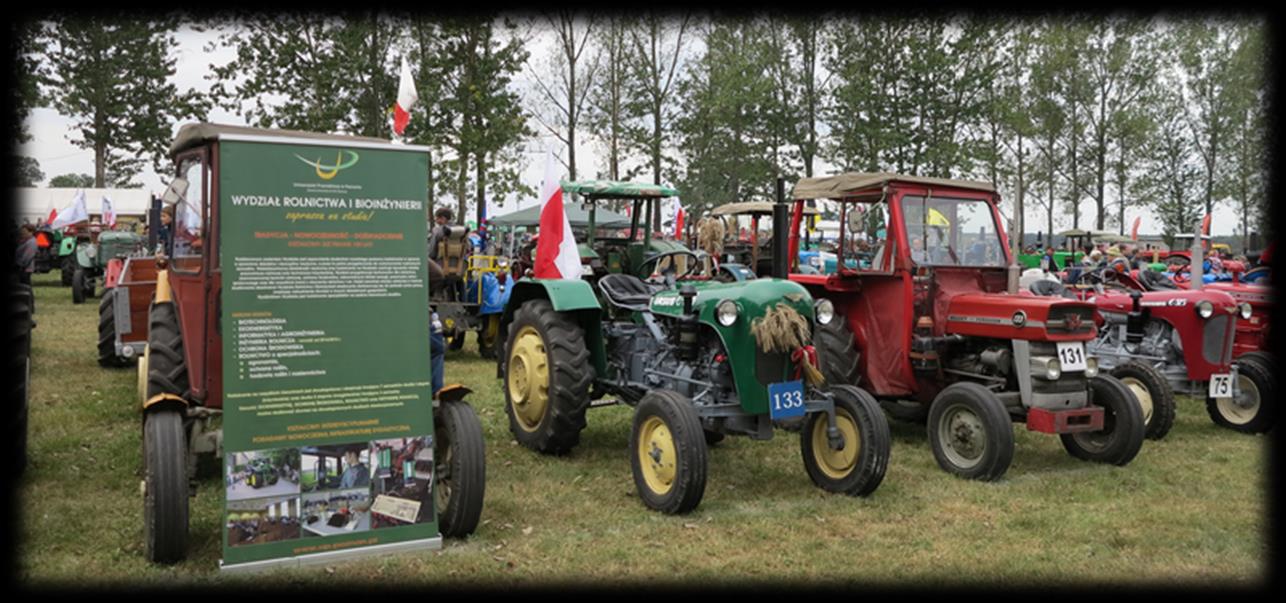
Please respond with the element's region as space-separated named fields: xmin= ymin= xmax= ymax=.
xmin=71 ymin=229 xmax=143 ymax=304
xmin=245 ymin=458 xmax=280 ymax=489
xmin=499 ymin=180 xmax=891 ymax=515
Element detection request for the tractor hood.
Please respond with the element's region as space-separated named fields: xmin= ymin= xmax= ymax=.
xmin=946 ymin=293 xmax=1096 ymax=342
xmin=1089 ymin=288 xmax=1238 ymax=317
xmin=647 ymin=277 xmax=815 ymax=327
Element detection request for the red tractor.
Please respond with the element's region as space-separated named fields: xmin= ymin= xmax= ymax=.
xmin=1026 ymin=264 xmax=1272 ymax=435
xmin=783 ymin=173 xmax=1145 ymax=481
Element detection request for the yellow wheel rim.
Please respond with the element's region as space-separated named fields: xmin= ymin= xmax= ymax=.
xmin=137 ymin=345 xmax=150 ymax=408
xmin=508 ymin=325 xmax=550 ymax=432
xmin=811 ymin=408 xmax=861 ymax=480
xmin=1120 ymin=377 xmax=1154 ymax=425
xmin=637 ymin=416 xmax=677 ymax=496
xmin=1216 ymin=373 xmax=1259 ymax=425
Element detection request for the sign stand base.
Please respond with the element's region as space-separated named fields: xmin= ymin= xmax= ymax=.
xmin=219 ymin=535 xmax=443 ymax=574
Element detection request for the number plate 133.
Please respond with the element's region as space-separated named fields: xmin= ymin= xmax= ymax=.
xmin=768 ymin=380 xmax=806 ymax=420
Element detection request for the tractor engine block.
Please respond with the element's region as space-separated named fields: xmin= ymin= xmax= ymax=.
xmin=602 ymin=317 xmax=736 ymax=408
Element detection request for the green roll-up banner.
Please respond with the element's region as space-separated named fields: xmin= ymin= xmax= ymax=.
xmin=218 ymin=139 xmax=438 ymax=570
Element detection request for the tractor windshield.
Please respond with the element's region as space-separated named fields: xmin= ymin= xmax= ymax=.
xmin=901 ymin=195 xmax=1005 ymax=268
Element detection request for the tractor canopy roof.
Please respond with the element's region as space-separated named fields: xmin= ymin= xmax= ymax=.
xmin=170 ymin=122 xmax=407 ymax=156
xmin=489 ymin=202 xmax=631 ymax=228
xmin=710 ymin=201 xmax=820 ymax=216
xmin=791 ymin=172 xmax=996 ymax=201
xmin=559 ymin=179 xmax=678 ymax=199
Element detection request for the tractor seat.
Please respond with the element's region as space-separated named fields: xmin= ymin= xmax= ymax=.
xmin=1138 ymin=268 xmax=1178 ymax=291
xmin=598 ymin=273 xmax=662 ymax=312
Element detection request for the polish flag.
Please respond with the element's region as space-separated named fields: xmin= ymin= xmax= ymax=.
xmin=392 ymin=57 xmax=418 ymax=137
xmin=1200 ymin=214 xmax=1212 ymax=236
xmin=533 ymin=150 xmax=580 ymax=279
xmin=45 ymin=207 xmax=57 ymax=226
xmin=671 ymin=196 xmax=685 ymax=239
xmin=102 ymin=195 xmax=116 ymax=228
xmin=1130 ymin=216 xmax=1140 ymax=241
xmin=51 ymin=190 xmax=89 ymax=229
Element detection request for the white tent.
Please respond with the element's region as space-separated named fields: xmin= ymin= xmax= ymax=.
xmin=15 ymin=187 xmax=155 ymax=225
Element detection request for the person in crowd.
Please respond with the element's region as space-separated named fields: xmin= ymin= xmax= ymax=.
xmin=427 ymin=207 xmax=454 ymax=261
xmin=157 ymin=205 xmax=174 ymax=254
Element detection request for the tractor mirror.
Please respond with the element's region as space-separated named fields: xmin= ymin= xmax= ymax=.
xmin=161 ymin=176 xmax=189 ymax=205
xmin=846 ymin=206 xmax=864 ymax=234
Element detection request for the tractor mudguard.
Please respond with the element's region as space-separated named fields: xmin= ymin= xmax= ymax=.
xmin=59 ymin=237 xmax=77 ymax=256
xmin=76 ymin=243 xmax=96 ymax=269
xmin=470 ymin=272 xmax=508 ymax=315
xmin=500 ymin=279 xmax=607 ymax=376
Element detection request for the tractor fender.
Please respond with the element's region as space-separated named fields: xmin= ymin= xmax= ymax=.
xmin=498 ymin=279 xmax=606 ymax=377
xmin=58 ymin=236 xmax=77 ymax=256
xmin=76 ymin=243 xmax=96 ymax=269
xmin=104 ymin=258 xmax=125 ymax=290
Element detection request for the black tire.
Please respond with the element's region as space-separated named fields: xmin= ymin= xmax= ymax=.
xmin=1236 ymin=351 xmax=1274 ymax=372
xmin=1206 ymin=354 xmax=1274 ymax=434
xmin=12 ymin=282 xmax=33 ymax=476
xmin=1111 ymin=361 xmax=1176 ymax=440
xmin=703 ymin=429 xmax=725 ymax=446
xmin=502 ymin=299 xmax=593 ymax=454
xmin=882 ymin=400 xmax=930 ymax=424
xmin=1060 ymin=375 xmax=1145 ymax=465
xmin=434 ymin=400 xmax=486 ymax=538
xmin=72 ymin=267 xmax=86 ymax=304
xmin=146 ymin=302 xmax=189 ymax=400
xmin=143 ymin=409 xmax=189 ymax=564
xmin=447 ymin=330 xmax=465 ymax=351
xmin=801 ymin=385 xmax=890 ymax=496
xmin=98 ymin=289 xmax=128 ymax=368
xmin=60 ymin=256 xmax=74 ymax=286
xmin=629 ymin=390 xmax=707 ymax=514
xmin=815 ymin=315 xmax=860 ymax=387
xmin=927 ymin=382 xmax=1014 ymax=481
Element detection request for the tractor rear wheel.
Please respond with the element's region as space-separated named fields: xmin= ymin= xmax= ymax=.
xmin=434 ymin=399 xmax=486 ymax=538
xmin=1111 ymin=361 xmax=1175 ymax=440
xmin=72 ymin=267 xmax=87 ymax=304
xmin=60 ymin=256 xmax=74 ymax=286
xmin=12 ymin=281 xmax=33 ymax=476
xmin=801 ymin=385 xmax=890 ymax=496
xmin=927 ymin=382 xmax=1014 ymax=481
xmin=145 ymin=302 xmax=190 ymax=399
xmin=98 ymin=289 xmax=128 ymax=368
xmin=630 ymin=390 xmax=707 ymax=514
xmin=1206 ymin=354 xmax=1274 ymax=434
xmin=143 ymin=408 xmax=189 ymax=564
xmin=1060 ymin=375 xmax=1145 ymax=466
xmin=502 ymin=299 xmax=593 ymax=454
xmin=815 ymin=315 xmax=860 ymax=387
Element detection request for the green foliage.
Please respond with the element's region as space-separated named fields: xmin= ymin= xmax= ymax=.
xmin=17 ymin=156 xmax=44 ymax=187
xmin=10 ymin=21 xmax=44 ymax=144
xmin=48 ymin=173 xmax=95 ymax=188
xmin=39 ymin=16 xmax=207 ymax=188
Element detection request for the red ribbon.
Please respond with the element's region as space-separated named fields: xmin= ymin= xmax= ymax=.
xmin=791 ymin=345 xmax=819 ymax=381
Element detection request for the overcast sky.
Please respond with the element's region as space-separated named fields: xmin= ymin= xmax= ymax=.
xmin=18 ymin=19 xmax=1248 ymax=237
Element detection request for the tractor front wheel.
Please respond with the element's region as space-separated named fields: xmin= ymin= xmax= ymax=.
xmin=60 ymin=256 xmax=74 ymax=286
xmin=72 ymin=268 xmax=87 ymax=304
xmin=502 ymin=299 xmax=593 ymax=454
xmin=1206 ymin=354 xmax=1274 ymax=434
xmin=98 ymin=289 xmax=128 ymax=368
xmin=1060 ymin=375 xmax=1145 ymax=466
xmin=815 ymin=315 xmax=860 ymax=387
xmin=1111 ymin=361 xmax=1175 ymax=440
xmin=801 ymin=385 xmax=890 ymax=496
xmin=630 ymin=390 xmax=707 ymax=514
xmin=927 ymin=382 xmax=1014 ymax=481
xmin=143 ymin=409 xmax=189 ymax=564
xmin=12 ymin=282 xmax=33 ymax=476
xmin=434 ymin=399 xmax=486 ymax=538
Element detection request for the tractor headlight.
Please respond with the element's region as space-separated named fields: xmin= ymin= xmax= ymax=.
xmin=1239 ymin=302 xmax=1252 ymax=320
xmin=1195 ymin=300 xmax=1214 ymax=320
xmin=716 ymin=300 xmax=739 ymax=326
xmin=815 ymin=299 xmax=835 ymax=325
xmin=1031 ymin=356 xmax=1061 ymax=381
xmin=1084 ymin=356 xmax=1099 ymax=378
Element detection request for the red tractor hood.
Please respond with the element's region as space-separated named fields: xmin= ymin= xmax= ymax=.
xmin=946 ymin=293 xmax=1097 ymax=342
xmin=1088 ymin=288 xmax=1238 ymax=316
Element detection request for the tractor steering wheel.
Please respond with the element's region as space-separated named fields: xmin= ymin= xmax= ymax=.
xmin=639 ymin=250 xmax=700 ymax=284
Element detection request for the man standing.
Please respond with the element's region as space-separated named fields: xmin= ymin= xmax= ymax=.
xmin=427 ymin=207 xmax=454 ymax=261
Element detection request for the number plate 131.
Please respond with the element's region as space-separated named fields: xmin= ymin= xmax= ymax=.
xmin=768 ymin=380 xmax=806 ymax=420
xmin=1055 ymin=342 xmax=1088 ymax=372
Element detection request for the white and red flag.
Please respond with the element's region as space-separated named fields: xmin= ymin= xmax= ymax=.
xmin=392 ymin=57 xmax=419 ymax=137
xmin=45 ymin=207 xmax=57 ymax=226
xmin=102 ymin=195 xmax=116 ymax=228
xmin=51 ymin=190 xmax=89 ymax=229
xmin=1130 ymin=216 xmax=1140 ymax=241
xmin=670 ymin=195 xmax=685 ymax=239
xmin=533 ymin=149 xmax=580 ymax=279
xmin=1200 ymin=214 xmax=1212 ymax=236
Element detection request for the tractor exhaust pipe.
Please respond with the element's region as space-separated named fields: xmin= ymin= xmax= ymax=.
xmin=772 ymin=177 xmax=789 ymax=280
xmin=1190 ymin=221 xmax=1203 ymax=291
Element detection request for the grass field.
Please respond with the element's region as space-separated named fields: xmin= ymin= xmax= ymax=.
xmin=17 ymin=271 xmax=1269 ymax=587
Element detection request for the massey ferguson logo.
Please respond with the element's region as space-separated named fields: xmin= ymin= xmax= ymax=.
xmin=1063 ymin=313 xmax=1084 ymax=331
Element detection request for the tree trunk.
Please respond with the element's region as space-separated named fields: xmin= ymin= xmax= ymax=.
xmin=475 ymin=150 xmax=487 ymax=226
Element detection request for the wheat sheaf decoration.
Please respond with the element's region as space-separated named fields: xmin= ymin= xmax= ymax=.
xmin=696 ymin=217 xmax=725 ymax=257
xmin=750 ymin=303 xmax=811 ymax=354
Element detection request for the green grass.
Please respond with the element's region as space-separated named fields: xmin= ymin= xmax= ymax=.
xmin=18 ymin=271 xmax=1269 ymax=586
